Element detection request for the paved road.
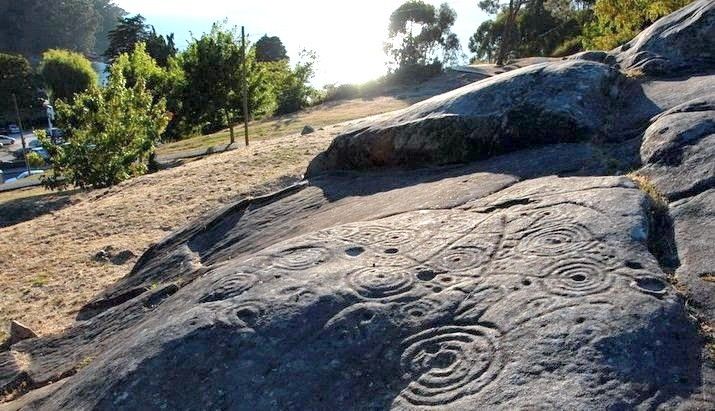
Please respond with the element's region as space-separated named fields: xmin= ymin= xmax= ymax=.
xmin=0 ymin=132 xmax=38 ymax=163
xmin=1 ymin=132 xmax=41 ymax=186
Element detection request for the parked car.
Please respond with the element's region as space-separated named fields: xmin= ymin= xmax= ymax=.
xmin=0 ymin=135 xmax=16 ymax=145
xmin=4 ymin=169 xmax=44 ymax=183
xmin=31 ymin=147 xmax=50 ymax=160
xmin=28 ymin=139 xmax=43 ymax=148
xmin=46 ymin=127 xmax=65 ymax=143
xmin=8 ymin=124 xmax=20 ymax=134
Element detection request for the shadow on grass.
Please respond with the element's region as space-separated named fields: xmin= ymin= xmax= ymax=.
xmin=0 ymin=188 xmax=83 ymax=228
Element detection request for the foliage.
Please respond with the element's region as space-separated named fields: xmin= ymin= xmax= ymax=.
xmin=469 ymin=17 xmax=505 ymax=63
xmin=473 ymin=0 xmax=593 ymax=63
xmin=583 ymin=0 xmax=693 ymax=49
xmin=26 ymin=152 xmax=45 ymax=168
xmin=255 ymin=35 xmax=289 ymax=62
xmin=145 ymin=28 xmax=178 ymax=67
xmin=0 ymin=53 xmax=38 ymax=121
xmin=552 ymin=36 xmax=584 ymax=56
xmin=104 ymin=14 xmax=176 ymax=66
xmin=0 ymin=0 xmax=123 ymax=55
xmin=264 ymin=50 xmax=319 ymax=115
xmin=111 ymin=43 xmax=172 ymax=97
xmin=110 ymin=42 xmax=186 ymax=139
xmin=93 ymin=0 xmax=127 ymax=56
xmin=385 ymin=1 xmax=461 ymax=72
xmin=180 ymin=23 xmax=272 ymax=139
xmin=40 ymin=65 xmax=168 ymax=189
xmin=39 ymin=49 xmax=98 ymax=103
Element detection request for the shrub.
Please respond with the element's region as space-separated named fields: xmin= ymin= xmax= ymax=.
xmin=40 ymin=65 xmax=168 ymax=190
xmin=26 ymin=151 xmax=45 ymax=168
xmin=552 ymin=38 xmax=584 ymax=57
xmin=323 ymin=84 xmax=362 ymax=102
xmin=390 ymin=62 xmax=443 ymax=85
xmin=39 ymin=49 xmax=98 ymax=102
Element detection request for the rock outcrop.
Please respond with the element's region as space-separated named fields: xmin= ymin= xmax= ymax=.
xmin=611 ymin=0 xmax=715 ymax=75
xmin=672 ymin=190 xmax=715 ymax=320
xmin=24 ymin=176 xmax=710 ymax=410
xmin=639 ymin=94 xmax=715 ymax=200
xmin=2 ymin=2 xmax=714 ymax=410
xmin=307 ymin=60 xmax=621 ymax=175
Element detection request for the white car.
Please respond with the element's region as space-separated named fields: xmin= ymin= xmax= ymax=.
xmin=4 ymin=169 xmax=44 ymax=183
xmin=8 ymin=124 xmax=21 ymax=134
xmin=0 ymin=135 xmax=16 ymax=145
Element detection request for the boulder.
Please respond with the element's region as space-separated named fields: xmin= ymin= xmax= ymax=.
xmin=638 ymin=94 xmax=715 ymax=200
xmin=307 ymin=60 xmax=621 ymax=175
xmin=301 ymin=125 xmax=315 ymax=135
xmin=9 ymin=320 xmax=37 ymax=345
xmin=611 ymin=0 xmax=715 ymax=76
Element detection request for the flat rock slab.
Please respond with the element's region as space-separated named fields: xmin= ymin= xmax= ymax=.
xmin=6 ymin=176 xmax=709 ymax=410
xmin=307 ymin=60 xmax=620 ymax=175
xmin=80 ymin=143 xmax=609 ymax=321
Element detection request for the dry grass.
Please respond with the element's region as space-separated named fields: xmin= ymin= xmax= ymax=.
xmin=0 ymin=128 xmax=341 ymax=336
xmin=157 ymin=96 xmax=410 ymax=155
xmin=628 ymin=172 xmax=669 ymax=210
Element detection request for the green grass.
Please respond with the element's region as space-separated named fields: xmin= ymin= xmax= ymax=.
xmin=31 ymin=274 xmax=48 ymax=287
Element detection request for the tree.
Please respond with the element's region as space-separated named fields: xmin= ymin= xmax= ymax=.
xmin=93 ymin=0 xmax=127 ymax=56
xmin=473 ymin=0 xmax=593 ymax=63
xmin=267 ymin=50 xmax=318 ymax=115
xmin=0 ymin=53 xmax=38 ymax=121
xmin=145 ymin=28 xmax=177 ymax=67
xmin=39 ymin=49 xmax=99 ymax=102
xmin=255 ymin=35 xmax=289 ymax=62
xmin=104 ymin=15 xmax=148 ymax=63
xmin=385 ymin=1 xmax=461 ymax=71
xmin=112 ymin=43 xmax=168 ymax=94
xmin=40 ymin=65 xmax=169 ymax=189
xmin=478 ymin=0 xmax=530 ymax=64
xmin=111 ymin=42 xmax=186 ymax=138
xmin=104 ymin=14 xmax=176 ymax=66
xmin=0 ymin=0 xmax=100 ymax=55
xmin=584 ymin=0 xmax=693 ymax=49
xmin=180 ymin=23 xmax=272 ymax=143
xmin=469 ymin=19 xmax=504 ymax=62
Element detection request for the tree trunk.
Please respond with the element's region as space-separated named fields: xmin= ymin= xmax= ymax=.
xmin=225 ymin=109 xmax=235 ymax=145
xmin=496 ymin=0 xmax=523 ymax=66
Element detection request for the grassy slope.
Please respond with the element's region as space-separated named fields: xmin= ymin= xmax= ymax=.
xmin=157 ymin=96 xmax=410 ymax=155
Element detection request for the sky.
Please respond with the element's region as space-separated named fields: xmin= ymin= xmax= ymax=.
xmin=115 ymin=0 xmax=490 ymax=87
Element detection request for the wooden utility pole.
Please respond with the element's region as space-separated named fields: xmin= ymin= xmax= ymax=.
xmin=12 ymin=94 xmax=31 ymax=176
xmin=241 ymin=26 xmax=249 ymax=146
